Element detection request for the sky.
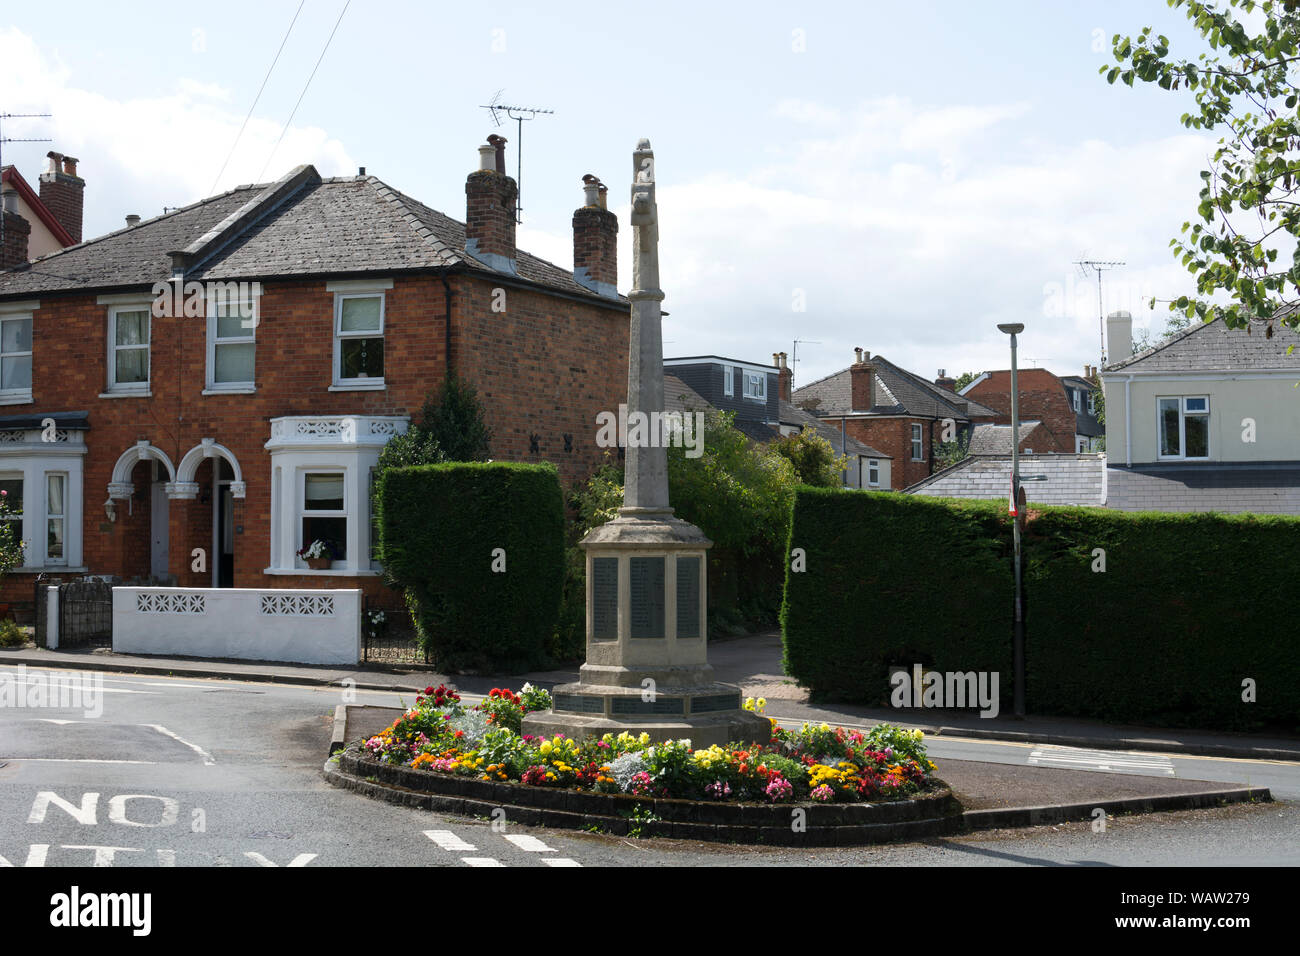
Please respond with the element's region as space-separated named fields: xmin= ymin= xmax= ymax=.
xmin=0 ymin=0 xmax=1227 ymax=388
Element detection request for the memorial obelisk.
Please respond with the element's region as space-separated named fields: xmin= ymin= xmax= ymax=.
xmin=523 ymin=139 xmax=771 ymax=748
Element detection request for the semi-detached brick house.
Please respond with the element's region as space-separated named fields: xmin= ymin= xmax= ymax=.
xmin=0 ymin=140 xmax=629 ymax=610
xmin=792 ymin=350 xmax=999 ymax=490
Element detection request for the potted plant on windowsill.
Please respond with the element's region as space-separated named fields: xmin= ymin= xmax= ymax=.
xmin=297 ymin=539 xmax=334 ymax=571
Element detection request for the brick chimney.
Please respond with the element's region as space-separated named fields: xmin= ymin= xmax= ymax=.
xmin=935 ymin=368 xmax=956 ymax=392
xmin=39 ymin=151 xmax=84 ymax=244
xmin=850 ymin=349 xmax=874 ymax=412
xmin=464 ymin=136 xmax=517 ymax=273
xmin=572 ymin=174 xmax=618 ymax=297
xmin=1 ymin=185 xmax=30 ymax=269
xmin=773 ymin=351 xmax=792 ymax=402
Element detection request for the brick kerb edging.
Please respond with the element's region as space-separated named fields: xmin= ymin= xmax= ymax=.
xmin=323 ymin=752 xmax=1272 ymax=846
xmin=324 ymin=750 xmax=964 ymax=846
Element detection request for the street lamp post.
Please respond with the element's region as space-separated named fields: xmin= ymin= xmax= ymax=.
xmin=997 ymin=322 xmax=1026 ymax=719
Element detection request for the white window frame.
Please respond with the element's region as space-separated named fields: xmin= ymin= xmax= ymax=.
xmin=867 ymin=459 xmax=881 ymax=487
xmin=1157 ymin=395 xmax=1211 ymax=461
xmin=722 ymin=364 xmax=734 ymax=397
xmin=0 ymin=310 xmax=33 ymax=404
xmin=0 ymin=473 xmax=22 ymax=536
xmin=911 ymin=423 xmax=924 ymax=461
xmin=1072 ymin=389 xmax=1081 ymax=413
xmin=300 ymin=470 xmax=348 ymax=569
xmin=107 ymin=304 xmax=152 ymax=394
xmin=1087 ymin=391 xmax=1096 ymax=415
xmin=742 ymin=371 xmax=766 ymax=401
xmin=205 ymin=289 xmax=258 ymax=392
xmin=332 ymin=291 xmax=386 ymax=389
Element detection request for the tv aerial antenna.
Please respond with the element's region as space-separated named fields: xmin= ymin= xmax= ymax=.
xmin=480 ymin=90 xmax=553 ymax=224
xmin=0 ymin=112 xmax=53 ymax=265
xmin=792 ymin=338 xmax=821 ymax=387
xmin=1074 ymin=258 xmax=1125 ymax=365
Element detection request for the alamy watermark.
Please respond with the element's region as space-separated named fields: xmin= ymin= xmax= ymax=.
xmin=151 ymin=279 xmax=260 ymax=325
xmin=890 ymin=663 xmax=1000 ymax=718
xmin=595 ymin=403 xmax=704 ymax=459
xmin=0 ymin=666 xmax=103 ymax=718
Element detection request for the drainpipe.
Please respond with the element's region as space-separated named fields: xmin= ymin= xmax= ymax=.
xmin=1124 ymin=375 xmax=1132 ymax=467
xmin=440 ymin=274 xmax=455 ymax=379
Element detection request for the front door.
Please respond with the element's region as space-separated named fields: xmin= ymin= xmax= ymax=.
xmin=150 ymin=481 xmax=169 ymax=578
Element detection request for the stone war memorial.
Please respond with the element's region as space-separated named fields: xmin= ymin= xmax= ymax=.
xmin=523 ymin=139 xmax=771 ymax=748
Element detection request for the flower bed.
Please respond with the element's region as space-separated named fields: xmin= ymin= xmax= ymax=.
xmin=360 ymin=684 xmax=940 ymax=805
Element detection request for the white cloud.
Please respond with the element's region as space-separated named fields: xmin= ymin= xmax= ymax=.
xmin=642 ymin=96 xmax=1214 ymax=382
xmin=0 ymin=27 xmax=353 ymax=235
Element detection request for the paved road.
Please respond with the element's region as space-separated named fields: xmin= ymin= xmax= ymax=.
xmin=0 ymin=665 xmax=1295 ymax=867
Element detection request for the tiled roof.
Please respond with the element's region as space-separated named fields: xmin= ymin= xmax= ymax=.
xmin=1105 ymin=462 xmax=1300 ymax=514
xmin=792 ymin=356 xmax=999 ymax=420
xmin=968 ymin=421 xmax=1042 ymax=456
xmin=1105 ymin=316 xmax=1300 ymax=372
xmin=0 ymin=165 xmax=627 ymax=306
xmin=905 ymin=454 xmax=1106 ymax=506
xmin=779 ymin=400 xmax=890 ymax=458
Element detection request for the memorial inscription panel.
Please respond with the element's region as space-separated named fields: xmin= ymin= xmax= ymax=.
xmin=591 ymin=557 xmax=619 ymax=641
xmin=676 ymin=556 xmax=701 ymax=639
xmin=629 ymin=556 xmax=666 ymax=638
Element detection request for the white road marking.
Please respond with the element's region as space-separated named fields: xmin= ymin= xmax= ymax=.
xmin=142 ymin=724 xmax=215 ymax=765
xmin=424 ymin=829 xmax=476 ymax=852
xmin=461 ymin=857 xmax=505 ymax=867
xmin=36 ymin=719 xmax=81 ymax=725
xmin=543 ymin=858 xmax=582 ymax=867
xmin=1028 ymin=745 xmax=1175 ymax=776
xmin=504 ymin=834 xmax=555 ymax=853
xmin=244 ymin=851 xmax=317 ymax=867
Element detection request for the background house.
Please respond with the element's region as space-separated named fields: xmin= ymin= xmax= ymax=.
xmin=960 ymin=366 xmax=1102 ymax=453
xmin=905 ymin=453 xmax=1106 ymax=506
xmin=0 ymin=139 xmax=630 ymax=607
xmin=1101 ymin=309 xmax=1300 ymax=513
xmin=793 ymin=349 xmax=998 ymax=489
xmin=664 ymin=355 xmax=892 ymax=488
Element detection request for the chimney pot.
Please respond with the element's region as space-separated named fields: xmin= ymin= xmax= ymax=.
xmin=1 ymin=188 xmax=16 ymax=215
xmin=597 ymin=183 xmax=608 ymax=210
xmin=582 ymin=175 xmax=600 ymax=207
xmin=62 ymin=156 xmax=79 ymax=177
xmin=477 ymin=144 xmax=496 ymax=171
xmin=854 ymin=347 xmax=864 ymax=364
xmin=358 ymin=166 xmax=366 ymax=176
xmin=45 ymin=151 xmax=63 ymax=175
xmin=125 ymin=214 xmax=141 ymax=228
xmin=487 ymin=134 xmax=507 ymax=174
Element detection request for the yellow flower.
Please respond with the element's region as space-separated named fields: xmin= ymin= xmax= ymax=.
xmin=820 ymin=722 xmax=831 ymax=732
xmin=539 ymin=742 xmax=553 ymax=756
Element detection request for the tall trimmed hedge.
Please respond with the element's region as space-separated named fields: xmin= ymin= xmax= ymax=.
xmin=1026 ymin=508 xmax=1298 ymax=731
xmin=377 ymin=462 xmax=564 ymax=672
xmin=781 ymin=489 xmax=1013 ymax=703
xmin=781 ymin=489 xmax=1300 ymax=732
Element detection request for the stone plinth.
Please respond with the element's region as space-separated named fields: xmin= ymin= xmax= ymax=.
xmin=521 ymin=513 xmax=771 ymax=748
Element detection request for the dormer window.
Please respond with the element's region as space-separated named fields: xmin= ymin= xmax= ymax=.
xmin=722 ymin=364 xmax=734 ymax=397
xmin=743 ymin=371 xmax=766 ymax=401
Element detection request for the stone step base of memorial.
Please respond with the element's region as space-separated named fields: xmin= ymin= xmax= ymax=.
xmin=522 ymin=688 xmax=773 ymax=749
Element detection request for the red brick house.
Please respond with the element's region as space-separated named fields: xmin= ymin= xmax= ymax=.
xmin=792 ymin=350 xmax=999 ymax=490
xmin=959 ymin=367 xmax=1103 ymax=453
xmin=0 ymin=140 xmax=628 ymax=609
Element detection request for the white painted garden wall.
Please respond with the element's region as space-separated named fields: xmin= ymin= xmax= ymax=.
xmin=112 ymin=588 xmax=361 ymax=665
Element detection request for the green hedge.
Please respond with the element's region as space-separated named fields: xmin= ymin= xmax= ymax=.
xmin=1026 ymin=508 xmax=1298 ymax=731
xmin=781 ymin=489 xmax=1013 ymax=704
xmin=377 ymin=462 xmax=564 ymax=672
xmin=781 ymin=489 xmax=1300 ymax=732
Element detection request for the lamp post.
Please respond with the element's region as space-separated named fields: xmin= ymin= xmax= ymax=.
xmin=997 ymin=322 xmax=1026 ymax=719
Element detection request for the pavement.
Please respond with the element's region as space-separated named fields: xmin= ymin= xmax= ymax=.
xmin=4 ymin=630 xmax=1298 ymax=762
